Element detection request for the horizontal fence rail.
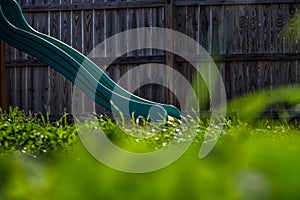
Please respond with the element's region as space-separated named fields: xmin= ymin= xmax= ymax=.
xmin=7 ymin=53 xmax=300 ymax=68
xmin=19 ymin=0 xmax=300 ymax=12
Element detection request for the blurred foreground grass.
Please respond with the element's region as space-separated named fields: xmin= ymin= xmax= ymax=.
xmin=2 ymin=83 xmax=300 ymax=200
xmin=1 ymin=121 xmax=300 ymax=200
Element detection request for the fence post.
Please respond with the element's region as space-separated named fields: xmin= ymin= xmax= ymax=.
xmin=0 ymin=40 xmax=7 ymax=112
xmin=165 ymin=0 xmax=175 ymax=105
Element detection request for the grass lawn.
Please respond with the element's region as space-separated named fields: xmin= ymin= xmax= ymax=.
xmin=1 ymin=106 xmax=300 ymax=200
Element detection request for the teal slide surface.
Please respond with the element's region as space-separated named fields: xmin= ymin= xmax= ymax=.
xmin=0 ymin=0 xmax=181 ymax=121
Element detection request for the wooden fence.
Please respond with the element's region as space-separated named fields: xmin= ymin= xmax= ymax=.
xmin=3 ymin=0 xmax=300 ymax=116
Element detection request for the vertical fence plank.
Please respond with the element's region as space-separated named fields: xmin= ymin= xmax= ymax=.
xmin=31 ymin=1 xmax=49 ymax=114
xmin=198 ymin=6 xmax=211 ymax=111
xmin=273 ymin=4 xmax=287 ymax=54
xmin=152 ymin=6 xmax=164 ymax=55
xmin=15 ymin=66 xmax=27 ymax=113
xmin=234 ymin=5 xmax=251 ymax=100
xmin=136 ymin=7 xmax=155 ymax=103
xmin=211 ymin=5 xmax=224 ymax=56
xmin=248 ymin=5 xmax=260 ymax=54
xmin=72 ymin=0 xmax=84 ymax=114
xmin=115 ymin=3 xmax=127 ymax=100
xmin=94 ymin=8 xmax=105 ymax=52
xmin=105 ymin=4 xmax=117 ymax=87
xmin=236 ymin=5 xmax=248 ymax=54
xmin=297 ymin=4 xmax=300 ymax=54
xmin=13 ymin=67 xmax=21 ymax=110
xmin=259 ymin=4 xmax=273 ymax=53
xmin=93 ymin=6 xmax=106 ymax=114
xmin=0 ymin=41 xmax=7 ymax=112
xmin=257 ymin=4 xmax=273 ymax=113
xmin=228 ymin=61 xmax=237 ymax=100
xmin=235 ymin=62 xmax=246 ymax=98
xmin=49 ymin=0 xmax=63 ymax=114
xmin=281 ymin=4 xmax=297 ymax=54
xmin=224 ymin=5 xmax=236 ymax=54
xmin=83 ymin=0 xmax=95 ymax=114
xmin=166 ymin=0 xmax=175 ymax=105
xmin=126 ymin=5 xmax=139 ymax=100
xmin=284 ymin=61 xmax=297 ymax=85
xmin=144 ymin=7 xmax=155 ymax=102
xmin=173 ymin=6 xmax=186 ymax=109
xmin=249 ymin=62 xmax=259 ymax=93
xmin=234 ymin=5 xmax=248 ymax=101
xmin=6 ymin=68 xmax=15 ymax=109
xmin=212 ymin=5 xmax=226 ymax=110
xmin=20 ymin=7 xmax=32 ymax=112
xmin=59 ymin=0 xmax=72 ymax=115
xmin=258 ymin=61 xmax=272 ymax=90
xmin=198 ymin=5 xmax=210 ymax=52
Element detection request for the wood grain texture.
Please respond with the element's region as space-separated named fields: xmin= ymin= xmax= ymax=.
xmin=49 ymin=2 xmax=63 ymax=114
xmin=258 ymin=61 xmax=272 ymax=90
xmin=82 ymin=3 xmax=93 ymax=114
xmin=60 ymin=3 xmax=72 ymax=114
xmin=211 ymin=5 xmax=224 ymax=55
xmin=166 ymin=0 xmax=175 ymax=105
xmin=71 ymin=0 xmax=84 ymax=114
xmin=273 ymin=4 xmax=287 ymax=54
xmin=248 ymin=5 xmax=260 ymax=54
xmin=280 ymin=4 xmax=298 ymax=53
xmin=236 ymin=5 xmax=248 ymax=54
xmin=224 ymin=5 xmax=236 ymax=54
xmin=0 ymin=41 xmax=7 ymax=111
xmin=5 ymin=1 xmax=300 ymax=114
xmin=31 ymin=9 xmax=49 ymax=113
xmin=6 ymin=68 xmax=16 ymax=109
xmin=83 ymin=0 xmax=95 ymax=114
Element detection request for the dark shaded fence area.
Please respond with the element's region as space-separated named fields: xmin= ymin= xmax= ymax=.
xmin=3 ymin=0 xmax=300 ymax=116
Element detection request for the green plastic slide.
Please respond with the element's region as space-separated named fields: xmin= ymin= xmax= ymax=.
xmin=0 ymin=0 xmax=181 ymax=121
